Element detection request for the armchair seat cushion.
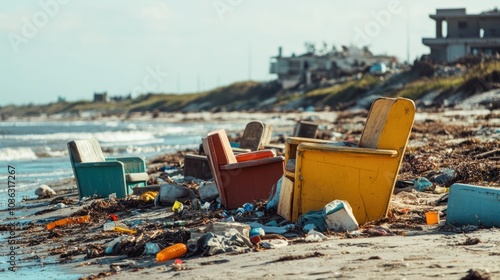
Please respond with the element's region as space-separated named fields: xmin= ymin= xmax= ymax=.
xmin=126 ymin=172 xmax=150 ymax=183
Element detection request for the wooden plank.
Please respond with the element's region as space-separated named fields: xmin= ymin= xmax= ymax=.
xmin=277 ymin=176 xmax=294 ymax=221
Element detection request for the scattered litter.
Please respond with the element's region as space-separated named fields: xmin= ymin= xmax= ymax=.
xmin=139 ymin=191 xmax=158 ymax=202
xmin=249 ymin=227 xmax=265 ymax=237
xmin=35 ymin=184 xmax=57 ymax=198
xmin=323 ymin=200 xmax=359 ymax=232
xmin=172 ymin=200 xmax=184 ymax=213
xmin=305 ymin=229 xmax=327 ymax=242
xmin=46 ymin=215 xmax=91 ymax=231
xmin=156 ymin=243 xmax=188 ymax=262
xmin=103 ymin=221 xmax=129 ymax=231
xmin=266 ymin=177 xmax=283 ymax=210
xmin=261 ymin=239 xmax=288 ymax=249
xmin=413 ymin=177 xmax=432 ymax=191
xmin=425 ymin=211 xmax=440 ymax=225
xmin=247 ymin=222 xmax=287 ymax=235
xmin=191 ymin=232 xmax=252 ymax=256
xmin=143 ymin=242 xmax=161 ymax=255
xmin=52 ymin=203 xmax=67 ymax=209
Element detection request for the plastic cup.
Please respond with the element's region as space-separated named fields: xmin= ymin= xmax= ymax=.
xmin=425 ymin=211 xmax=440 ymax=225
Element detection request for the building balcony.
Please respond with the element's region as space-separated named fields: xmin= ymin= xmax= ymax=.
xmin=423 ymin=37 xmax=500 ymax=46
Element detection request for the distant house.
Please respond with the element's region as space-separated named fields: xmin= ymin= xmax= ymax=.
xmin=93 ymin=92 xmax=110 ymax=103
xmin=422 ymin=8 xmax=500 ymax=62
xmin=269 ymin=46 xmax=395 ymax=89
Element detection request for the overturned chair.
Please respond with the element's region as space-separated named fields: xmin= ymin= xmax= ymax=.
xmin=67 ymin=138 xmax=149 ymax=198
xmin=279 ymin=97 xmax=415 ymax=224
xmin=203 ymin=129 xmax=284 ymax=209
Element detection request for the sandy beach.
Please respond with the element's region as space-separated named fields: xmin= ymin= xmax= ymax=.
xmin=2 ymin=108 xmax=500 ymax=280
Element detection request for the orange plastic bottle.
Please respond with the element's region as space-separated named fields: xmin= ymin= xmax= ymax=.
xmin=46 ymin=215 xmax=91 ymax=230
xmin=156 ymin=243 xmax=188 ymax=262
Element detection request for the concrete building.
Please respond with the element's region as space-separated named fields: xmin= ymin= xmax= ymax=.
xmin=269 ymin=46 xmax=394 ymax=89
xmin=422 ymin=8 xmax=500 ymax=63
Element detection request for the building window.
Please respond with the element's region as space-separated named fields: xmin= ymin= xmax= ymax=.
xmin=458 ymin=21 xmax=467 ymax=29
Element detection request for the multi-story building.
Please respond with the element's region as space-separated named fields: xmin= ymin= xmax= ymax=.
xmin=422 ymin=8 xmax=500 ymax=63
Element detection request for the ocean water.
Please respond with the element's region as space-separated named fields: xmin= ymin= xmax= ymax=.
xmin=0 ymin=118 xmax=290 ymax=204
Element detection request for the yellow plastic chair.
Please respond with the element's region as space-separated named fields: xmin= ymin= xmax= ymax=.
xmin=279 ymin=97 xmax=415 ymax=224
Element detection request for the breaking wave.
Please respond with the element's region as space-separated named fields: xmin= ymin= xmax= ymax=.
xmin=0 ymin=147 xmax=38 ymax=161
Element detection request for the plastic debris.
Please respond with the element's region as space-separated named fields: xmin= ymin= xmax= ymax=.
xmin=429 ymin=168 xmax=455 ymax=185
xmin=305 ymin=229 xmax=327 ymax=242
xmin=247 ymin=222 xmax=287 ymax=234
xmin=140 ymin=191 xmax=159 ymax=202
xmin=143 ymin=242 xmax=162 ymax=255
xmin=266 ymin=177 xmax=283 ymax=210
xmin=261 ymin=239 xmax=288 ymax=249
xmin=171 ymin=259 xmax=185 ymax=271
xmin=156 ymin=243 xmax=187 ymax=262
xmin=35 ymin=184 xmax=57 ymax=198
xmin=103 ymin=221 xmax=129 ymax=231
xmin=191 ymin=232 xmax=252 ymax=256
xmin=250 ymin=235 xmax=261 ymax=244
xmin=323 ymin=200 xmax=359 ymax=232
xmin=200 ymin=202 xmax=211 ymax=210
xmin=156 ymin=243 xmax=188 ymax=262
xmin=243 ymin=203 xmax=254 ymax=213
xmin=46 ymin=215 xmax=91 ymax=231
xmin=113 ymin=226 xmax=137 ymax=234
xmin=255 ymin=211 xmax=265 ymax=218
xmin=172 ymin=200 xmax=184 ymax=213
xmin=249 ymin=227 xmax=265 ymax=237
xmin=109 ymin=214 xmax=118 ymax=221
xmin=413 ymin=177 xmax=432 ymax=191
xmin=105 ymin=237 xmax=123 ymax=254
xmin=296 ymin=210 xmax=327 ymax=232
xmin=303 ymin=223 xmax=316 ymax=232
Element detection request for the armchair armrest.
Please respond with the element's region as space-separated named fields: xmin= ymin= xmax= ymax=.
xmin=231 ymin=147 xmax=252 ymax=154
xmin=284 ymin=137 xmax=333 ymax=178
xmin=75 ymin=161 xmax=125 ymax=168
xmin=286 ymin=137 xmax=332 ymax=145
xmin=235 ymin=150 xmax=276 ymax=162
xmin=285 ymin=137 xmax=332 ymax=160
xmin=297 ymin=143 xmax=398 ymax=157
xmin=220 ymin=156 xmax=284 ymax=171
xmin=107 ymin=157 xmax=146 ymax=173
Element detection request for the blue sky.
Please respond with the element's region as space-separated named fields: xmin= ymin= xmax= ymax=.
xmin=0 ymin=0 xmax=496 ymax=105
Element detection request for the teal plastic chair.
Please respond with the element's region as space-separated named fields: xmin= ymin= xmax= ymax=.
xmin=67 ymin=138 xmax=149 ymax=198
